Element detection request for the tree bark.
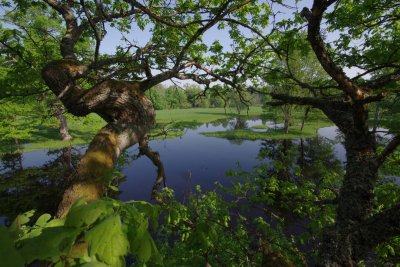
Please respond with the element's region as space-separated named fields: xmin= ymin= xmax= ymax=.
xmin=317 ymin=102 xmax=379 ymax=266
xmin=42 ymin=59 xmax=157 ymax=218
xmin=55 ymin=105 xmax=72 ymax=141
xmin=282 ymin=104 xmax=291 ymax=134
xmin=300 ymin=106 xmax=310 ymax=132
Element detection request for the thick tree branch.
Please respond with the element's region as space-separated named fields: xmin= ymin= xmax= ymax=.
xmin=194 ymin=63 xmax=237 ymax=88
xmin=377 ymin=135 xmax=400 ymax=167
xmin=352 ymin=64 xmax=400 ymax=81
xmin=139 ymin=138 xmax=166 ymax=202
xmin=269 ymin=93 xmax=326 ymax=108
xmin=43 ymin=0 xmax=80 ymax=59
xmin=364 ymin=69 xmax=400 ymax=89
xmin=302 ymin=0 xmax=366 ymax=100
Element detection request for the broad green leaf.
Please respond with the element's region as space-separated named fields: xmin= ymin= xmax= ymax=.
xmin=46 ymin=218 xmax=65 ymax=227
xmin=35 ymin=214 xmax=52 ymax=227
xmin=10 ymin=210 xmax=35 ymax=231
xmin=0 ymin=226 xmax=24 ymax=267
xmin=85 ymin=215 xmax=129 ymax=267
xmin=137 ymin=232 xmax=152 ymax=263
xmin=65 ymin=200 xmax=113 ymax=228
xmin=18 ymin=226 xmax=79 ymax=264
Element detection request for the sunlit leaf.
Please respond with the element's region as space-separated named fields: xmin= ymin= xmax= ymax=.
xmin=85 ymin=215 xmax=129 ymax=267
xmin=18 ymin=226 xmax=79 ymax=263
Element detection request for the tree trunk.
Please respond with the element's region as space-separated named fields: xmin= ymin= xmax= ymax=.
xmin=318 ymin=103 xmax=379 ymax=266
xmin=282 ymin=105 xmax=291 ymax=134
xmin=55 ymin=105 xmax=72 ymax=141
xmin=42 ymin=59 xmax=157 ymax=218
xmin=300 ymin=106 xmax=310 ymax=132
xmin=318 ymin=133 xmax=378 ymax=266
xmin=372 ymin=103 xmax=381 ymax=133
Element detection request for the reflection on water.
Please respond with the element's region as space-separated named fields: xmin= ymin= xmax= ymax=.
xmin=0 ymin=147 xmax=79 ymax=223
xmin=0 ymin=118 xmax=346 ymax=222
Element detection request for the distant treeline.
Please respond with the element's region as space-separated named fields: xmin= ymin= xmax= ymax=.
xmin=145 ymin=84 xmax=264 ymax=110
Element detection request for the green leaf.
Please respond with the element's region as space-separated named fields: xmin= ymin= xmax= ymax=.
xmin=108 ymin=185 xmax=119 ymax=192
xmin=0 ymin=227 xmax=24 ymax=267
xmin=18 ymin=226 xmax=79 ymax=264
xmin=137 ymin=233 xmax=152 ymax=263
xmin=35 ymin=214 xmax=52 ymax=227
xmin=85 ymin=215 xmax=129 ymax=267
xmin=46 ymin=218 xmax=65 ymax=227
xmin=65 ymin=200 xmax=113 ymax=228
xmin=10 ymin=210 xmax=35 ymax=231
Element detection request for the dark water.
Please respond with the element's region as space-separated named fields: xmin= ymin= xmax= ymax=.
xmin=0 ymin=118 xmax=345 ymax=223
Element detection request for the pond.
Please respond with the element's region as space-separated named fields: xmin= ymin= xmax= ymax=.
xmin=0 ymin=117 xmax=347 ymax=223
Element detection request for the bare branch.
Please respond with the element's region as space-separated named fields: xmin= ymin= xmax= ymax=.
xmin=222 ymin=18 xmax=282 ymax=57
xmin=364 ymin=69 xmax=400 ymax=89
xmin=80 ymin=0 xmax=101 ymax=63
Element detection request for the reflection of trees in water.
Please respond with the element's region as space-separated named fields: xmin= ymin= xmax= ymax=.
xmin=0 ymin=147 xmax=78 ymax=223
xmin=210 ymin=116 xmax=251 ymax=129
xmin=258 ymin=137 xmax=343 ymax=182
xmin=0 ymin=141 xmax=170 ymax=223
xmin=0 ymin=147 xmax=131 ymax=223
xmin=229 ymin=117 xmax=248 ymax=130
xmin=0 ymin=152 xmax=23 ymax=173
xmin=255 ymin=137 xmax=343 ymax=219
xmin=228 ymin=139 xmax=245 ymax=145
xmin=297 ymin=137 xmax=343 ymax=181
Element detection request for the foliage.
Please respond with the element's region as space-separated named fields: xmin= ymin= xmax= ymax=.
xmin=1 ymin=198 xmax=161 ymax=267
xmin=0 ymin=99 xmax=39 ymax=147
xmin=0 ymin=3 xmax=92 ymax=143
xmin=157 ymin=187 xmax=260 ymax=266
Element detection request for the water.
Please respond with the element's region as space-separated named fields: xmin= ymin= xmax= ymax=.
xmin=120 ymin=122 xmax=265 ymax=201
xmin=0 ymin=118 xmax=345 ymax=221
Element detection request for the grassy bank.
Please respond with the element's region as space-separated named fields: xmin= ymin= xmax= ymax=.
xmin=15 ymin=107 xmax=264 ymax=152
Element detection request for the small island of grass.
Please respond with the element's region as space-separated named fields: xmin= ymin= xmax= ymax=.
xmin=202 ymin=121 xmax=332 ymax=140
xmin=251 ymin=125 xmax=268 ymax=130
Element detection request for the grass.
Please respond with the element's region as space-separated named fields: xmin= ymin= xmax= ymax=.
xmin=14 ymin=107 xmax=264 ymax=152
xmin=251 ymin=125 xmax=268 ymax=129
xmin=155 ymin=107 xmax=264 ymax=124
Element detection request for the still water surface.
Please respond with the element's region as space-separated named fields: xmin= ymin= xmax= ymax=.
xmin=0 ymin=118 xmax=345 ymax=222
